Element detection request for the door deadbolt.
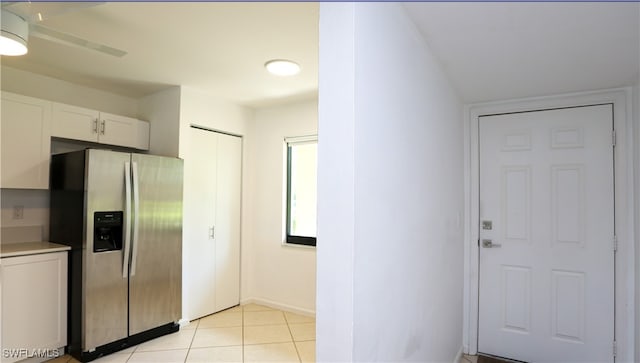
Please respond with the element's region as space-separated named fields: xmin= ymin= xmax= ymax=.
xmin=482 ymin=239 xmax=501 ymax=248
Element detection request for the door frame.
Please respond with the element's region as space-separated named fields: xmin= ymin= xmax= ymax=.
xmin=463 ymin=88 xmax=635 ymax=361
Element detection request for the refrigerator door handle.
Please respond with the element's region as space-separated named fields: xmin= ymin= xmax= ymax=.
xmin=122 ymin=162 xmax=132 ymax=278
xmin=131 ymin=161 xmax=140 ymax=276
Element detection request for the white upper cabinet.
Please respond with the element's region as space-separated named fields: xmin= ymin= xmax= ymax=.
xmin=51 ymin=102 xmax=100 ymax=143
xmin=52 ymin=103 xmax=149 ymax=150
xmin=0 ymin=92 xmax=150 ymax=190
xmin=1 ymin=92 xmax=52 ymax=189
xmin=98 ymin=112 xmax=149 ymax=150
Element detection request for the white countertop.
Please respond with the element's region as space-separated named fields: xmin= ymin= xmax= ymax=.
xmin=1 ymin=242 xmax=70 ymax=258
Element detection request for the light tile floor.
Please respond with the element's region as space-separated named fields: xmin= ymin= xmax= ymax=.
xmin=47 ymin=304 xmax=315 ymax=363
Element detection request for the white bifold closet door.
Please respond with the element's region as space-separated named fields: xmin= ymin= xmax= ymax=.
xmin=185 ymin=127 xmax=242 ymax=320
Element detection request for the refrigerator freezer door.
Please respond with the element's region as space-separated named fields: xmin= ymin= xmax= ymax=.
xmin=84 ymin=149 xmax=131 ymax=350
xmin=129 ymin=154 xmax=183 ymax=336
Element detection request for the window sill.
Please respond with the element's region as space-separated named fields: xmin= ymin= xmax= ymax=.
xmin=281 ymin=241 xmax=316 ymax=250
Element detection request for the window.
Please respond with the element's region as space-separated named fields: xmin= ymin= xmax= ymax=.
xmin=285 ymin=136 xmax=317 ymax=246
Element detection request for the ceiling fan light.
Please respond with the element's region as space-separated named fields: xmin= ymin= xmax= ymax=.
xmin=265 ymin=59 xmax=300 ymax=76
xmin=1 ymin=10 xmax=29 ymax=56
xmin=0 ymin=31 xmax=28 ymax=56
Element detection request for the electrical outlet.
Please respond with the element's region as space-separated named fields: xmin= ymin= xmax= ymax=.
xmin=13 ymin=205 xmax=24 ymax=220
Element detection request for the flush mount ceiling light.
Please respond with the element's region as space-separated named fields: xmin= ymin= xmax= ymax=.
xmin=1 ymin=9 xmax=29 ymax=56
xmin=265 ymin=59 xmax=300 ymax=76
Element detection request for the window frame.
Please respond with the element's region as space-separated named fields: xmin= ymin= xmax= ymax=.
xmin=284 ymin=135 xmax=317 ymax=247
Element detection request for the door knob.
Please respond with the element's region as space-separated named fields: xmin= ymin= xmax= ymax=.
xmin=482 ymin=239 xmax=501 ymax=248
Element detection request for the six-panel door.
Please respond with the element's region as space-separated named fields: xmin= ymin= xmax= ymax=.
xmin=478 ymin=105 xmax=615 ymax=362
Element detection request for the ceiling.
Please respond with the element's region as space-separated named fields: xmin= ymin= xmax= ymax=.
xmin=1 ymin=2 xmax=638 ymax=107
xmin=404 ymin=2 xmax=640 ymax=103
xmin=1 ymin=2 xmax=319 ymax=108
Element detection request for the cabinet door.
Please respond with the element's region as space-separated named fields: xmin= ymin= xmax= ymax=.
xmin=1 ymin=252 xmax=68 ymax=362
xmin=1 ymin=92 xmax=52 ymax=189
xmin=52 ymin=102 xmax=99 ymax=143
xmin=98 ymin=112 xmax=140 ymax=149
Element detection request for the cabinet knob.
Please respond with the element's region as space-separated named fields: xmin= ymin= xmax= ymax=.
xmin=100 ymin=120 xmax=106 ymax=135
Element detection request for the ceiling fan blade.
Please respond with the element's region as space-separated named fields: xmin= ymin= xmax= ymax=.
xmin=2 ymin=2 xmax=105 ymax=22
xmin=30 ymin=24 xmax=127 ymax=58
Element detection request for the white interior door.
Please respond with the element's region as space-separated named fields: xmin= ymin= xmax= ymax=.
xmin=478 ymin=105 xmax=615 ymax=362
xmin=214 ymin=133 xmax=242 ymax=311
xmin=185 ymin=127 xmax=218 ymax=320
xmin=185 ymin=127 xmax=242 ymax=320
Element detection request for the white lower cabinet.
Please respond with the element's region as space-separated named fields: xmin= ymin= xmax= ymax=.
xmin=1 ymin=252 xmax=68 ymax=363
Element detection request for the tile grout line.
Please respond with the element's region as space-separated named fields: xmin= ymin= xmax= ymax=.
xmin=241 ymin=305 xmax=245 ymax=363
xmin=184 ymin=318 xmax=199 ymax=363
xmin=284 ymin=311 xmax=303 ymax=363
xmin=124 ymin=337 xmax=132 ymax=363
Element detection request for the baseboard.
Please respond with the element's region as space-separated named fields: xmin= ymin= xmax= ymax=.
xmin=454 ymin=346 xmax=464 ymax=363
xmin=240 ymin=297 xmax=315 ymax=317
xmin=178 ymin=318 xmax=196 ymax=329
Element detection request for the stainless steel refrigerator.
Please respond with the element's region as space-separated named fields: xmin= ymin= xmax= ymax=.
xmin=49 ymin=149 xmax=183 ymax=362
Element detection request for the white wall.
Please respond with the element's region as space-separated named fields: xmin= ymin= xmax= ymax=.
xmin=627 ymin=28 xmax=639 ymax=357
xmin=178 ymin=86 xmax=250 ymax=147
xmin=1 ymin=66 xmax=139 ymax=118
xmin=139 ymin=87 xmax=182 ymax=157
xmin=634 ymin=81 xmax=640 ymax=363
xmin=244 ymin=100 xmax=317 ymax=314
xmin=316 ymin=3 xmax=356 ymax=361
xmin=318 ymin=3 xmax=464 ymax=362
xmin=0 ymin=190 xmax=49 ymax=240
